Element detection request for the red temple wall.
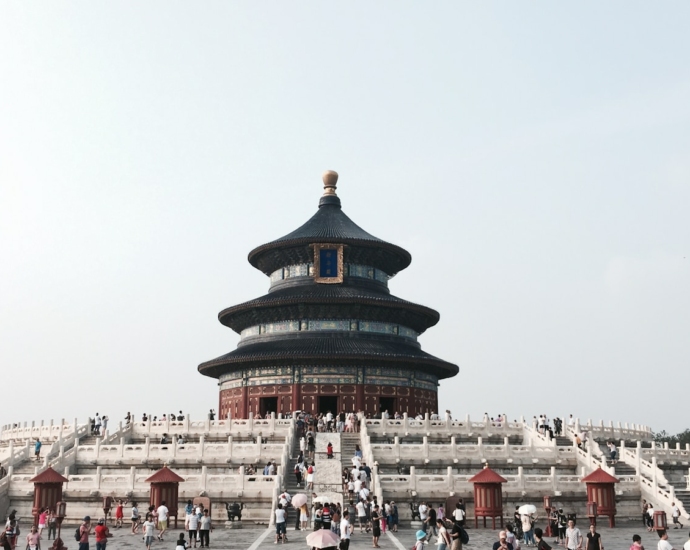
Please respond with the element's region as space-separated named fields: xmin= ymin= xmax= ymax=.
xmin=219 ymin=383 xmax=437 ymax=419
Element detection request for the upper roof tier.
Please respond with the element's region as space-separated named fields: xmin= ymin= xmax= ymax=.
xmin=248 ymin=171 xmax=412 ymax=276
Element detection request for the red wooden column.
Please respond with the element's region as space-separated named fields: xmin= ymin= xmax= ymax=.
xmin=581 ymin=468 xmax=619 ymax=527
xmin=468 ymin=465 xmax=507 ymax=529
xmin=30 ymin=467 xmax=69 ymax=527
xmin=146 ymin=466 xmax=185 ymax=528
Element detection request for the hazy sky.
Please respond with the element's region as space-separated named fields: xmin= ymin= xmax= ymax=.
xmin=1 ymin=3 xmax=689 ymax=434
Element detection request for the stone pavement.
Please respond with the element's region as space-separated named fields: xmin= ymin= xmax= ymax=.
xmin=79 ymin=522 xmax=690 ymax=550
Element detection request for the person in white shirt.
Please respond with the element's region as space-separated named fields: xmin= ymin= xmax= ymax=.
xmin=359 ymin=486 xmax=370 ymax=501
xmin=156 ymin=501 xmax=169 ymax=540
xmin=188 ymin=511 xmax=199 ymax=547
xmin=354 ymin=478 xmax=363 ymax=493
xmin=568 ymin=415 xmax=575 ymax=427
xmin=565 ymin=519 xmax=582 ymax=550
xmin=274 ymin=503 xmax=287 ymax=543
xmin=143 ymin=515 xmax=156 ymax=550
xmin=340 ymin=510 xmax=352 ymax=550
xmin=356 ymin=500 xmax=367 ymax=533
xmin=658 ymin=530 xmax=677 ymax=550
xmin=419 ymin=502 xmax=428 ymax=522
xmin=671 ymin=502 xmax=683 ymax=529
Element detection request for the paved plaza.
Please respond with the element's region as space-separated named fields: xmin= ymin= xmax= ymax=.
xmin=83 ymin=523 xmax=690 ymax=550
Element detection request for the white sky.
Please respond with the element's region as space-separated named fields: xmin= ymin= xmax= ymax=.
xmin=1 ymin=3 xmax=689 ymax=434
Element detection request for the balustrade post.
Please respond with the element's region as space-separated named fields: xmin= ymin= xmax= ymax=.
xmin=257 ymin=435 xmax=262 ymax=460
xmin=96 ymin=466 xmax=102 ymax=490
xmin=676 ymin=442 xmax=682 ymax=451
xmin=144 ymin=437 xmax=150 ymax=459
xmin=664 ymin=442 xmax=669 ymax=451
xmin=477 ymin=436 xmax=483 ymax=460
xmin=575 ymin=418 xmax=581 ymax=434
xmin=239 ymin=465 xmax=245 ymax=491
xmin=551 ymin=466 xmax=557 ymax=492
xmin=394 ymin=437 xmax=400 ymax=459
xmin=465 ymin=414 xmax=471 ymax=435
xmin=409 ymin=466 xmax=416 ymax=492
xmin=517 ymin=466 xmax=525 ymax=490
xmin=130 ymin=466 xmax=136 ymax=491
xmin=172 ymin=437 xmax=177 ymax=458
xmin=199 ymin=435 xmax=205 ymax=458
xmin=270 ymin=412 xmax=276 ymax=435
xmin=73 ymin=418 xmax=78 ymax=434
xmin=201 ymin=466 xmax=207 ymax=492
xmin=652 ymin=456 xmax=659 ymax=493
xmin=226 ymin=412 xmax=232 ymax=435
xmin=451 ymin=436 xmax=457 ymax=460
xmin=119 ymin=438 xmax=125 ymax=458
xmin=205 ymin=416 xmax=211 ymax=433
xmin=446 ymin=415 xmax=451 ymax=434
xmin=403 ymin=412 xmax=409 ymax=434
xmin=504 ymin=437 xmax=510 ymax=457
xmin=636 ymin=441 xmax=642 ymax=475
xmin=424 ymin=413 xmax=430 ymax=433
xmin=228 ymin=436 xmax=233 ymax=457
xmin=447 ymin=466 xmax=454 ymax=492
xmin=185 ymin=414 xmax=190 ymax=433
xmin=248 ymin=412 xmax=254 ymax=433
xmin=166 ymin=416 xmax=171 ymax=433
xmin=95 ymin=437 xmax=101 ymax=458
xmin=423 ymin=436 xmax=429 ymax=459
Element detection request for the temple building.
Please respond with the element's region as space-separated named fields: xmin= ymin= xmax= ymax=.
xmin=198 ymin=171 xmax=458 ymax=418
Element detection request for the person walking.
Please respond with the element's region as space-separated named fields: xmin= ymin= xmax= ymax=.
xmin=340 ymin=510 xmax=352 ymax=550
xmin=565 ymin=519 xmax=582 ymax=550
xmin=534 ymin=528 xmax=552 ymax=550
xmin=25 ymin=526 xmax=41 ymax=550
xmin=130 ymin=502 xmax=140 ymax=535
xmin=37 ymin=508 xmax=48 ymax=537
xmin=188 ymin=509 xmax=199 ymax=548
xmin=585 ymin=524 xmax=602 ymax=550
xmin=156 ymin=501 xmax=169 ymax=541
xmin=142 ymin=514 xmax=155 ymax=550
xmin=437 ymin=518 xmax=452 ymax=550
xmin=672 ymin=503 xmax=684 ymax=529
xmin=522 ymin=513 xmax=535 ymax=546
xmin=657 ymin=530 xmax=678 ymax=550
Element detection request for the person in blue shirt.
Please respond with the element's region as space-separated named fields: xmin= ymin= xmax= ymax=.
xmin=34 ymin=440 xmax=42 ymax=461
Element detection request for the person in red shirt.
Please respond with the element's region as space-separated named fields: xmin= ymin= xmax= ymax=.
xmin=94 ymin=518 xmax=110 ymax=550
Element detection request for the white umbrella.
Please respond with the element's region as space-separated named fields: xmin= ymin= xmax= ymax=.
xmin=313 ymin=495 xmax=333 ymax=504
xmin=291 ymin=493 xmax=308 ymax=508
xmin=518 ymin=504 xmax=537 ymax=515
xmin=306 ymin=529 xmax=340 ymax=549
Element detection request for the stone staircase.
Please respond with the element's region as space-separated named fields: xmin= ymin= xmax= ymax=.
xmin=341 ymin=432 xmax=360 ymax=471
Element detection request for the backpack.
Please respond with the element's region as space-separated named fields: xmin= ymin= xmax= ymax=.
xmin=308 ymin=466 xmax=314 ymax=474
xmin=459 ymin=527 xmax=469 ymax=545
xmin=75 ymin=526 xmax=82 ymax=541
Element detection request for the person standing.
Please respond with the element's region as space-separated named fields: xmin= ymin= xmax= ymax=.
xmin=426 ymin=505 xmax=438 ymax=541
xmin=371 ymin=505 xmax=382 ymax=548
xmin=114 ymin=500 xmax=125 ymax=528
xmin=565 ymin=519 xmax=582 ymax=550
xmin=198 ymin=509 xmax=212 ymax=548
xmin=493 ymin=530 xmax=514 ymax=550
xmin=188 ymin=510 xmax=199 ymax=548
xmin=47 ymin=510 xmax=56 ymax=541
xmin=34 ymin=439 xmax=42 ymax=461
xmin=453 ymin=502 xmax=466 ymax=527
xmin=78 ymin=516 xmax=91 ymax=550
xmin=176 ymin=533 xmax=189 ymax=550
xmin=37 ymin=508 xmax=48 ymax=537
xmin=522 ymin=514 xmax=535 ymax=546
xmin=585 ymin=524 xmax=602 ymax=550
xmin=156 ymin=501 xmax=169 ymax=541
xmin=274 ymin=503 xmax=287 ymax=544
xmin=94 ymin=518 xmax=110 ymax=550
xmin=94 ymin=414 xmax=102 ymax=436
xmin=356 ymin=499 xmax=367 ymax=533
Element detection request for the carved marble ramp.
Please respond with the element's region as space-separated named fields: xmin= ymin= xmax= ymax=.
xmin=314 ymin=432 xmax=343 ymax=505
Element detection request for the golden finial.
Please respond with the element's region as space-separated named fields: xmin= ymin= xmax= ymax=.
xmin=322 ymin=170 xmax=338 ymax=196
